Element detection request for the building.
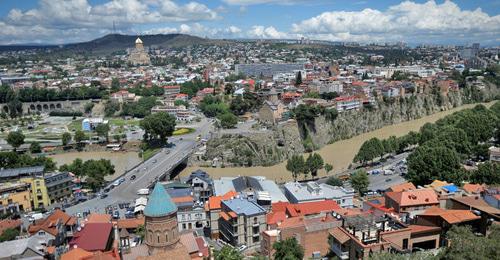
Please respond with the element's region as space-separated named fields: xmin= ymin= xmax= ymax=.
xmin=20 ymin=176 xmax=50 ymax=209
xmin=259 ymin=100 xmax=285 ymax=125
xmin=462 ymin=183 xmax=486 ymax=197
xmin=448 ymin=196 xmax=500 ymax=234
xmin=235 ymin=63 xmax=305 ymax=78
xmin=163 ymin=86 xmax=181 ymax=97
xmin=185 ymin=170 xmax=213 ymax=203
xmin=328 ymin=214 xmax=441 ymax=260
xmin=0 ymin=232 xmax=51 ymax=259
xmin=266 ymin=201 xmax=341 ymax=229
xmin=218 ymin=197 xmax=267 ymax=251
xmin=429 ymin=183 xmax=463 ymax=208
xmin=385 ymin=189 xmax=439 ymax=218
xmin=483 ymin=187 xmax=500 ymax=209
xmin=69 ymin=223 xmax=114 ymax=252
xmin=387 ymin=182 xmax=416 ymax=193
xmin=262 ymin=215 xmax=341 ymax=259
xmin=334 ymin=96 xmax=361 ymax=112
xmin=0 ymin=166 xmax=44 ymax=182
xmin=0 ymin=182 xmax=32 ymax=214
xmin=488 ymin=146 xmax=500 ymax=162
xmin=128 ymin=38 xmax=151 ymax=66
xmin=44 ymin=172 xmax=73 ymax=204
xmin=110 ymin=90 xmax=137 ymax=103
xmin=82 ymin=118 xmax=108 ymax=131
xmin=206 ymin=190 xmax=238 ymax=239
xmin=28 ymin=209 xmax=78 ymax=247
xmin=214 ymin=176 xmax=288 ymax=204
xmin=283 ymin=182 xmax=355 ymax=208
xmin=165 ymin=186 xmax=207 ymax=232
xmin=143 ymin=183 xmax=184 ymax=256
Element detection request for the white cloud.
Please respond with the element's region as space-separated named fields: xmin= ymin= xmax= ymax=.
xmin=1 ymin=0 xmax=219 ymax=44
xmin=223 ymin=0 xmax=304 ymax=5
xmin=292 ymin=0 xmax=500 ymax=43
xmin=247 ymin=26 xmax=289 ymax=39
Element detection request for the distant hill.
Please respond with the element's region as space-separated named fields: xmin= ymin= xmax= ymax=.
xmin=0 ymin=33 xmax=226 ymax=54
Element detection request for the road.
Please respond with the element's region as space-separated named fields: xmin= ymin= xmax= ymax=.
xmin=65 ymin=117 xmax=213 ymax=216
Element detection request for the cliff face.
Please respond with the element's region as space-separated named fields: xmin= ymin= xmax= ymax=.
xmin=193 ymin=87 xmax=492 ymax=167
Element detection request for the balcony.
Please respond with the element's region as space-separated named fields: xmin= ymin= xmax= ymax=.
xmin=330 ymin=244 xmax=349 ymax=260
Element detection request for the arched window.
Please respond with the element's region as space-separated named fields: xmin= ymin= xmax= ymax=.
xmin=166 ymin=233 xmax=169 ymax=242
xmin=157 ymin=234 xmax=160 ymax=243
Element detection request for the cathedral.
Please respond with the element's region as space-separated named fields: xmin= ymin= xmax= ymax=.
xmin=128 ymin=37 xmax=151 ymax=66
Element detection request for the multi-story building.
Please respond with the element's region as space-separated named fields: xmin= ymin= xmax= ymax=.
xmin=206 ymin=190 xmax=238 ymax=239
xmin=334 ymin=96 xmax=361 ymax=112
xmin=0 ymin=182 xmax=32 ymax=214
xmin=214 ymin=176 xmax=288 ymax=204
xmin=283 ymin=181 xmax=355 ymax=208
xmin=28 ymin=209 xmax=78 ymax=247
xmin=21 ymin=176 xmax=50 ymax=209
xmin=163 ymin=85 xmax=181 ymax=97
xmin=166 ymin=186 xmax=208 ymax=232
xmin=0 ymin=166 xmax=44 ymax=182
xmin=385 ymin=189 xmax=439 ymax=219
xmin=488 ymin=146 xmax=500 ymax=162
xmin=219 ymin=197 xmax=267 ymax=251
xmin=235 ymin=63 xmax=305 ymax=78
xmin=43 ymin=172 xmax=73 ymax=204
xmin=185 ymin=170 xmax=213 ymax=203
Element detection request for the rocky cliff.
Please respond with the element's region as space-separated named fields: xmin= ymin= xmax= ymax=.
xmin=193 ymin=83 xmax=496 ymax=167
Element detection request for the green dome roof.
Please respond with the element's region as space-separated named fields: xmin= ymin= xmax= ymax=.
xmin=144 ymin=183 xmax=177 ymax=217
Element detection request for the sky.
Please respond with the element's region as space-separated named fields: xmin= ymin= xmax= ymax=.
xmin=0 ymin=0 xmax=499 ymax=45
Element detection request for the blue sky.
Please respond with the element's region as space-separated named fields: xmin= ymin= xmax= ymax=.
xmin=0 ymin=0 xmax=499 ymax=45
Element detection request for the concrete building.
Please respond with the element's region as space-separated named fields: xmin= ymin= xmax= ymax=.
xmin=334 ymin=96 xmax=361 ymax=112
xmin=488 ymin=146 xmax=500 ymax=162
xmin=44 ymin=172 xmax=73 ymax=204
xmin=385 ymin=189 xmax=439 ymax=218
xmin=0 ymin=166 xmax=44 ymax=182
xmin=214 ymin=176 xmax=288 ymax=204
xmin=235 ymin=63 xmax=304 ymax=78
xmin=0 ymin=182 xmax=32 ymax=214
xmin=258 ymin=100 xmax=285 ymax=125
xmin=0 ymin=232 xmax=51 ymax=259
xmin=219 ymin=197 xmax=267 ymax=251
xmin=21 ymin=176 xmax=51 ymax=209
xmin=185 ymin=170 xmax=213 ymax=203
xmin=283 ymin=182 xmax=355 ymax=208
xmin=165 ymin=186 xmax=207 ymax=232
xmin=206 ymin=190 xmax=238 ymax=239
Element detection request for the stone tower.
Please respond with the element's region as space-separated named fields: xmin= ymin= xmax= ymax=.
xmin=144 ymin=183 xmax=179 ymax=255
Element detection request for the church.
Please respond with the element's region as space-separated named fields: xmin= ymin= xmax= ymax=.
xmin=128 ymin=37 xmax=151 ymax=66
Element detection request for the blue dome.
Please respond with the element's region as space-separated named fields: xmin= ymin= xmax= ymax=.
xmin=144 ymin=183 xmax=177 ymax=217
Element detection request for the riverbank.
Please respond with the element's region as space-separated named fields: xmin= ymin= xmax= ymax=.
xmin=179 ymin=101 xmax=495 ymax=182
xmin=49 ymin=151 xmax=141 ymax=181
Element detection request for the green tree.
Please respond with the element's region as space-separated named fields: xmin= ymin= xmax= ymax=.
xmin=440 ymin=225 xmax=500 ymax=260
xmin=113 ymin=134 xmax=121 ymax=143
xmin=354 ymin=137 xmax=384 ymax=164
xmin=324 ymin=163 xmax=333 ymax=175
xmin=62 ymin=132 xmax=72 ymax=146
xmin=471 ymin=162 xmax=500 ymax=185
xmin=273 ymin=237 xmax=304 ymax=260
xmin=6 ymin=131 xmax=25 ymax=151
xmin=74 ymin=130 xmax=86 ymax=144
xmin=326 ymin=176 xmax=343 ymax=187
xmin=95 ymin=124 xmax=110 ymax=142
xmin=136 ymin=224 xmax=145 ymax=240
xmin=295 ymin=72 xmax=302 ymax=86
xmin=286 ymin=154 xmax=305 ymax=181
xmin=30 ymin=142 xmax=41 ymax=154
xmin=350 ymin=170 xmax=369 ymax=195
xmin=305 ymin=153 xmax=324 ymax=179
xmin=406 ymin=145 xmax=462 ymax=186
xmin=217 ymin=112 xmax=238 ymax=129
xmin=141 ymin=112 xmax=176 ymax=145
xmin=214 ymin=246 xmax=243 ymax=260
xmin=0 ymin=228 xmax=19 ymax=242
xmin=111 ymin=77 xmax=120 ymax=92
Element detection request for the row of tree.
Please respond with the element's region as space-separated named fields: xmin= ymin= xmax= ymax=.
xmin=59 ymin=158 xmax=115 ymax=191
xmin=214 ymin=237 xmax=304 ymax=260
xmin=286 ymin=153 xmax=331 ymax=180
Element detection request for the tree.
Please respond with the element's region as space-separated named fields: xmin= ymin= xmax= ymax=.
xmin=30 ymin=142 xmax=41 ymax=154
xmin=350 ymin=170 xmax=369 ymax=195
xmin=214 ymin=246 xmax=243 ymax=260
xmin=6 ymin=131 xmax=25 ymax=151
xmin=136 ymin=224 xmax=145 ymax=240
xmin=141 ymin=112 xmax=176 ymax=144
xmin=273 ymin=237 xmax=304 ymax=260
xmin=471 ymin=162 xmax=500 ymax=185
xmin=113 ymin=134 xmax=122 ymax=143
xmin=62 ymin=132 xmax=72 ymax=146
xmin=74 ymin=130 xmax=86 ymax=144
xmin=0 ymin=228 xmax=19 ymax=242
xmin=286 ymin=154 xmax=305 ymax=181
xmin=354 ymin=138 xmax=384 ymax=164
xmin=217 ymin=112 xmax=238 ymax=129
xmin=326 ymin=176 xmax=343 ymax=187
xmin=111 ymin=77 xmax=120 ymax=92
xmin=440 ymin=225 xmax=500 ymax=260
xmin=324 ymin=163 xmax=333 ymax=175
xmin=406 ymin=145 xmax=462 ymax=186
xmin=95 ymin=124 xmax=110 ymax=142
xmin=295 ymin=71 xmax=302 ymax=86
xmin=305 ymin=153 xmax=324 ymax=179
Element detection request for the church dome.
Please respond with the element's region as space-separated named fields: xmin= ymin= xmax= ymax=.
xmin=135 ymin=37 xmax=143 ymax=44
xmin=144 ymin=183 xmax=177 ymax=217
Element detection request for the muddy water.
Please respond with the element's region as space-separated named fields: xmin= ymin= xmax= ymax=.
xmin=180 ymin=102 xmax=495 ymax=182
xmin=49 ymin=151 xmax=141 ymax=181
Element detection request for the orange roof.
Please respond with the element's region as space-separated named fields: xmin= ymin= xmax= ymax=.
xmin=329 ymin=227 xmax=351 ymax=244
xmin=28 ymin=209 xmax=72 ymax=236
xmin=278 ymin=216 xmax=304 ymax=229
xmin=207 ymin=190 xmax=238 ymax=210
xmin=61 ymin=248 xmax=94 ymax=260
xmin=267 ymin=211 xmax=287 ymax=225
xmin=462 ymin=183 xmax=486 ymax=194
xmin=388 ymin=182 xmax=416 ymax=192
xmin=408 ymin=224 xmax=441 ymax=234
xmin=228 ymin=211 xmax=237 ymax=218
xmin=385 ymin=189 xmax=439 ymax=207
xmin=172 ymin=196 xmax=193 ymax=204
xmin=287 ymin=200 xmax=340 ymax=216
xmin=271 ymin=201 xmax=289 ymax=213
xmin=419 ymin=207 xmax=481 ymax=224
xmin=86 ymin=213 xmax=111 ymax=223
xmin=0 ymin=219 xmax=22 ymax=235
xmin=219 ymin=212 xmax=231 ymax=221
xmin=117 ymin=217 xmax=144 ymax=229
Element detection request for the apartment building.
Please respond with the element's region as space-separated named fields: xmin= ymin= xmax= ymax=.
xmin=21 ymin=176 xmax=50 ymax=209
xmin=44 ymin=172 xmax=73 ymax=204
xmin=385 ymin=189 xmax=439 ymax=218
xmin=219 ymin=197 xmax=267 ymax=251
xmin=284 ymin=181 xmax=355 ymax=208
xmin=0 ymin=182 xmax=32 ymax=214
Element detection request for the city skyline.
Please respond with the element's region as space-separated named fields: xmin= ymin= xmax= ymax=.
xmin=0 ymin=0 xmax=499 ymax=45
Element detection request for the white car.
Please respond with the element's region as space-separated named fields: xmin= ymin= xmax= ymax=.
xmin=238 ymin=245 xmax=247 ymax=252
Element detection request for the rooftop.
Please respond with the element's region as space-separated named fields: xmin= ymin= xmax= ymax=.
xmin=222 ymin=197 xmax=266 ymax=216
xmin=144 ymin=183 xmax=177 ymax=217
xmin=284 ymin=181 xmax=354 ymax=202
xmin=419 ymin=207 xmax=480 ymax=224
xmin=214 ymin=176 xmax=288 ymax=203
xmin=70 ymin=222 xmax=113 ymax=251
xmin=0 ymin=166 xmax=44 ymax=179
xmin=385 ymin=189 xmax=439 ymax=207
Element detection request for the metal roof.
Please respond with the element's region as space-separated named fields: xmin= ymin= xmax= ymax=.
xmin=222 ymin=198 xmax=266 ymax=216
xmin=0 ymin=166 xmax=44 ymax=178
xmin=144 ymin=183 xmax=177 ymax=217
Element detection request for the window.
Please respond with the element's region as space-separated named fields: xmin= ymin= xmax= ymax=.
xmin=402 ymin=239 xmax=408 ymax=250
xmin=166 ymin=233 xmax=168 ymax=242
xmin=157 ymin=234 xmax=160 ymax=243
xmin=182 ymin=223 xmax=186 ymax=229
xmin=253 ymin=236 xmax=259 ymax=243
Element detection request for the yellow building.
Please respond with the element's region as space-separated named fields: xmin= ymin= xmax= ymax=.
xmin=0 ymin=182 xmax=32 ymax=214
xmin=21 ymin=177 xmax=50 ymax=209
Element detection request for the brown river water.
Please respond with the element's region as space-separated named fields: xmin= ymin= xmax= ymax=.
xmin=179 ymin=101 xmax=495 ymax=182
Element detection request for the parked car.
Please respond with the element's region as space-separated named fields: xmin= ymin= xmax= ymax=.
xmin=100 ymin=194 xmax=108 ymax=199
xmin=130 ymin=175 xmax=136 ymax=180
xmin=113 ymin=211 xmax=120 ymax=219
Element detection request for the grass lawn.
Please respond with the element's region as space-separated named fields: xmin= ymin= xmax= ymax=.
xmin=142 ymin=148 xmax=160 ymax=161
xmin=173 ymin=128 xmax=195 ymax=136
xmin=68 ymin=119 xmax=83 ymax=132
xmin=107 ymin=118 xmax=141 ymax=127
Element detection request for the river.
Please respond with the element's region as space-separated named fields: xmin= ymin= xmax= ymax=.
xmin=179 ymin=101 xmax=495 ymax=182
xmin=49 ymin=151 xmax=141 ymax=181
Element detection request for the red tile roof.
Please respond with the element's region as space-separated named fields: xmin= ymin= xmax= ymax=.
xmin=28 ymin=209 xmax=72 ymax=236
xmin=70 ymin=223 xmax=113 ymax=252
xmin=388 ymin=182 xmax=416 ymax=192
xmin=86 ymin=214 xmax=111 ymax=224
xmin=0 ymin=219 xmax=22 ymax=235
xmin=207 ymin=190 xmax=237 ymax=210
xmin=408 ymin=224 xmax=441 ymax=234
xmin=266 ymin=211 xmax=287 ymax=225
xmin=385 ymin=189 xmax=439 ymax=207
xmin=286 ymin=200 xmax=340 ymax=216
xmin=419 ymin=207 xmax=481 ymax=224
xmin=117 ymin=217 xmax=144 ymax=229
xmin=462 ymin=183 xmax=486 ymax=194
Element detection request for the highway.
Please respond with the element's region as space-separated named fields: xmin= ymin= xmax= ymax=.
xmin=65 ymin=118 xmax=213 ymax=216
